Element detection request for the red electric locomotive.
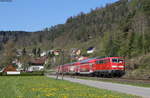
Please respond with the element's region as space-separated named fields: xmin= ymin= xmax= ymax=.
xmin=93 ymin=57 xmax=125 ymax=77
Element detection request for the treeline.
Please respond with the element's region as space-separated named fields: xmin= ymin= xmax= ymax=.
xmin=0 ymin=30 xmax=52 ymax=49
xmin=0 ymin=31 xmax=31 ymax=50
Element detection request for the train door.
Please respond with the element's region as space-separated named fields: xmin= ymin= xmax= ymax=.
xmin=104 ymin=59 xmax=110 ymax=70
xmin=95 ymin=60 xmax=103 ymax=70
xmin=100 ymin=60 xmax=106 ymax=70
xmin=80 ymin=63 xmax=87 ymax=72
xmin=97 ymin=59 xmax=109 ymax=70
xmin=92 ymin=62 xmax=96 ymax=71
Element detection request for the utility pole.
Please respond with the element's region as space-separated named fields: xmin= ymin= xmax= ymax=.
xmin=50 ymin=31 xmax=60 ymax=80
xmin=56 ymin=58 xmax=60 ymax=80
xmin=61 ymin=50 xmax=64 ymax=80
xmin=56 ymin=49 xmax=65 ymax=80
xmin=56 ymin=53 xmax=60 ymax=80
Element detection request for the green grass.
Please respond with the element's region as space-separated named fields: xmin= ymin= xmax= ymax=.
xmin=76 ymin=76 xmax=150 ymax=88
xmin=0 ymin=76 xmax=139 ymax=98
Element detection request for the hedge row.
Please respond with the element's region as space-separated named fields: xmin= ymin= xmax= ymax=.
xmin=0 ymin=71 xmax=44 ymax=76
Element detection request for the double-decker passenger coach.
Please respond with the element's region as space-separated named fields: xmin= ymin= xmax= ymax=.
xmin=56 ymin=56 xmax=126 ymax=77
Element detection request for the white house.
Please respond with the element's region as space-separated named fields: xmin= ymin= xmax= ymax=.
xmin=28 ymin=57 xmax=47 ymax=72
xmin=28 ymin=65 xmax=44 ymax=72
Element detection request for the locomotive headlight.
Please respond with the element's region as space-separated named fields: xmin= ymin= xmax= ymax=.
xmin=112 ymin=66 xmax=124 ymax=68
xmin=118 ymin=66 xmax=124 ymax=68
xmin=112 ymin=65 xmax=117 ymax=68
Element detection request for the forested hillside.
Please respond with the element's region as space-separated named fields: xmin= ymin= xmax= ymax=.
xmin=47 ymin=0 xmax=150 ymax=57
xmin=0 ymin=0 xmax=150 ymax=79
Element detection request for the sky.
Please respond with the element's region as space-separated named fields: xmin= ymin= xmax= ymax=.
xmin=0 ymin=0 xmax=118 ymax=32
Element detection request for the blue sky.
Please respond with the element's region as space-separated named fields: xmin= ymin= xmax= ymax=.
xmin=0 ymin=0 xmax=118 ymax=32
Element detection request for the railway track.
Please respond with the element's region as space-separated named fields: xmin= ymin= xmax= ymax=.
xmin=62 ymin=74 xmax=150 ymax=85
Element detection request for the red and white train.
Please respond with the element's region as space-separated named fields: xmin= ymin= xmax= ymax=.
xmin=56 ymin=57 xmax=126 ymax=77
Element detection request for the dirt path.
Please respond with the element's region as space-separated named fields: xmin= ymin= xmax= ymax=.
xmin=47 ymin=75 xmax=150 ymax=98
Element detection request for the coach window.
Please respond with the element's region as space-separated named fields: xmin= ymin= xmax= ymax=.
xmin=90 ymin=63 xmax=93 ymax=67
xmin=96 ymin=60 xmax=104 ymax=64
xmin=100 ymin=60 xmax=104 ymax=64
xmin=96 ymin=61 xmax=99 ymax=64
xmin=104 ymin=60 xmax=109 ymax=63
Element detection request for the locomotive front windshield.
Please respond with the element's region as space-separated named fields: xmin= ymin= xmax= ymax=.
xmin=112 ymin=58 xmax=123 ymax=63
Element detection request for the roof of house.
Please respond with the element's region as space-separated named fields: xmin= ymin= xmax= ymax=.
xmin=29 ymin=56 xmax=47 ymax=65
xmin=3 ymin=65 xmax=17 ymax=72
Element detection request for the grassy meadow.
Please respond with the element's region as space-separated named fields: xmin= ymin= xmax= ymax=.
xmin=0 ymin=76 xmax=139 ymax=98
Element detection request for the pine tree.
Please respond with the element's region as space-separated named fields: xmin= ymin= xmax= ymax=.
xmin=37 ymin=48 xmax=41 ymax=57
xmin=22 ymin=48 xmax=27 ymax=55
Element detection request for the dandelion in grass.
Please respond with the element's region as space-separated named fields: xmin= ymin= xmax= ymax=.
xmin=45 ymin=93 xmax=55 ymax=97
xmin=17 ymin=96 xmax=23 ymax=98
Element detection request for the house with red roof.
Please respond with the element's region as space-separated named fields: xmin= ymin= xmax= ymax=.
xmin=27 ymin=56 xmax=47 ymax=72
xmin=3 ymin=65 xmax=21 ymax=75
xmin=3 ymin=65 xmax=17 ymax=72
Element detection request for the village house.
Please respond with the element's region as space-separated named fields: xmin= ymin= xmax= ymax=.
xmin=27 ymin=56 xmax=48 ymax=72
xmin=3 ymin=65 xmax=20 ymax=75
xmin=3 ymin=65 xmax=17 ymax=72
